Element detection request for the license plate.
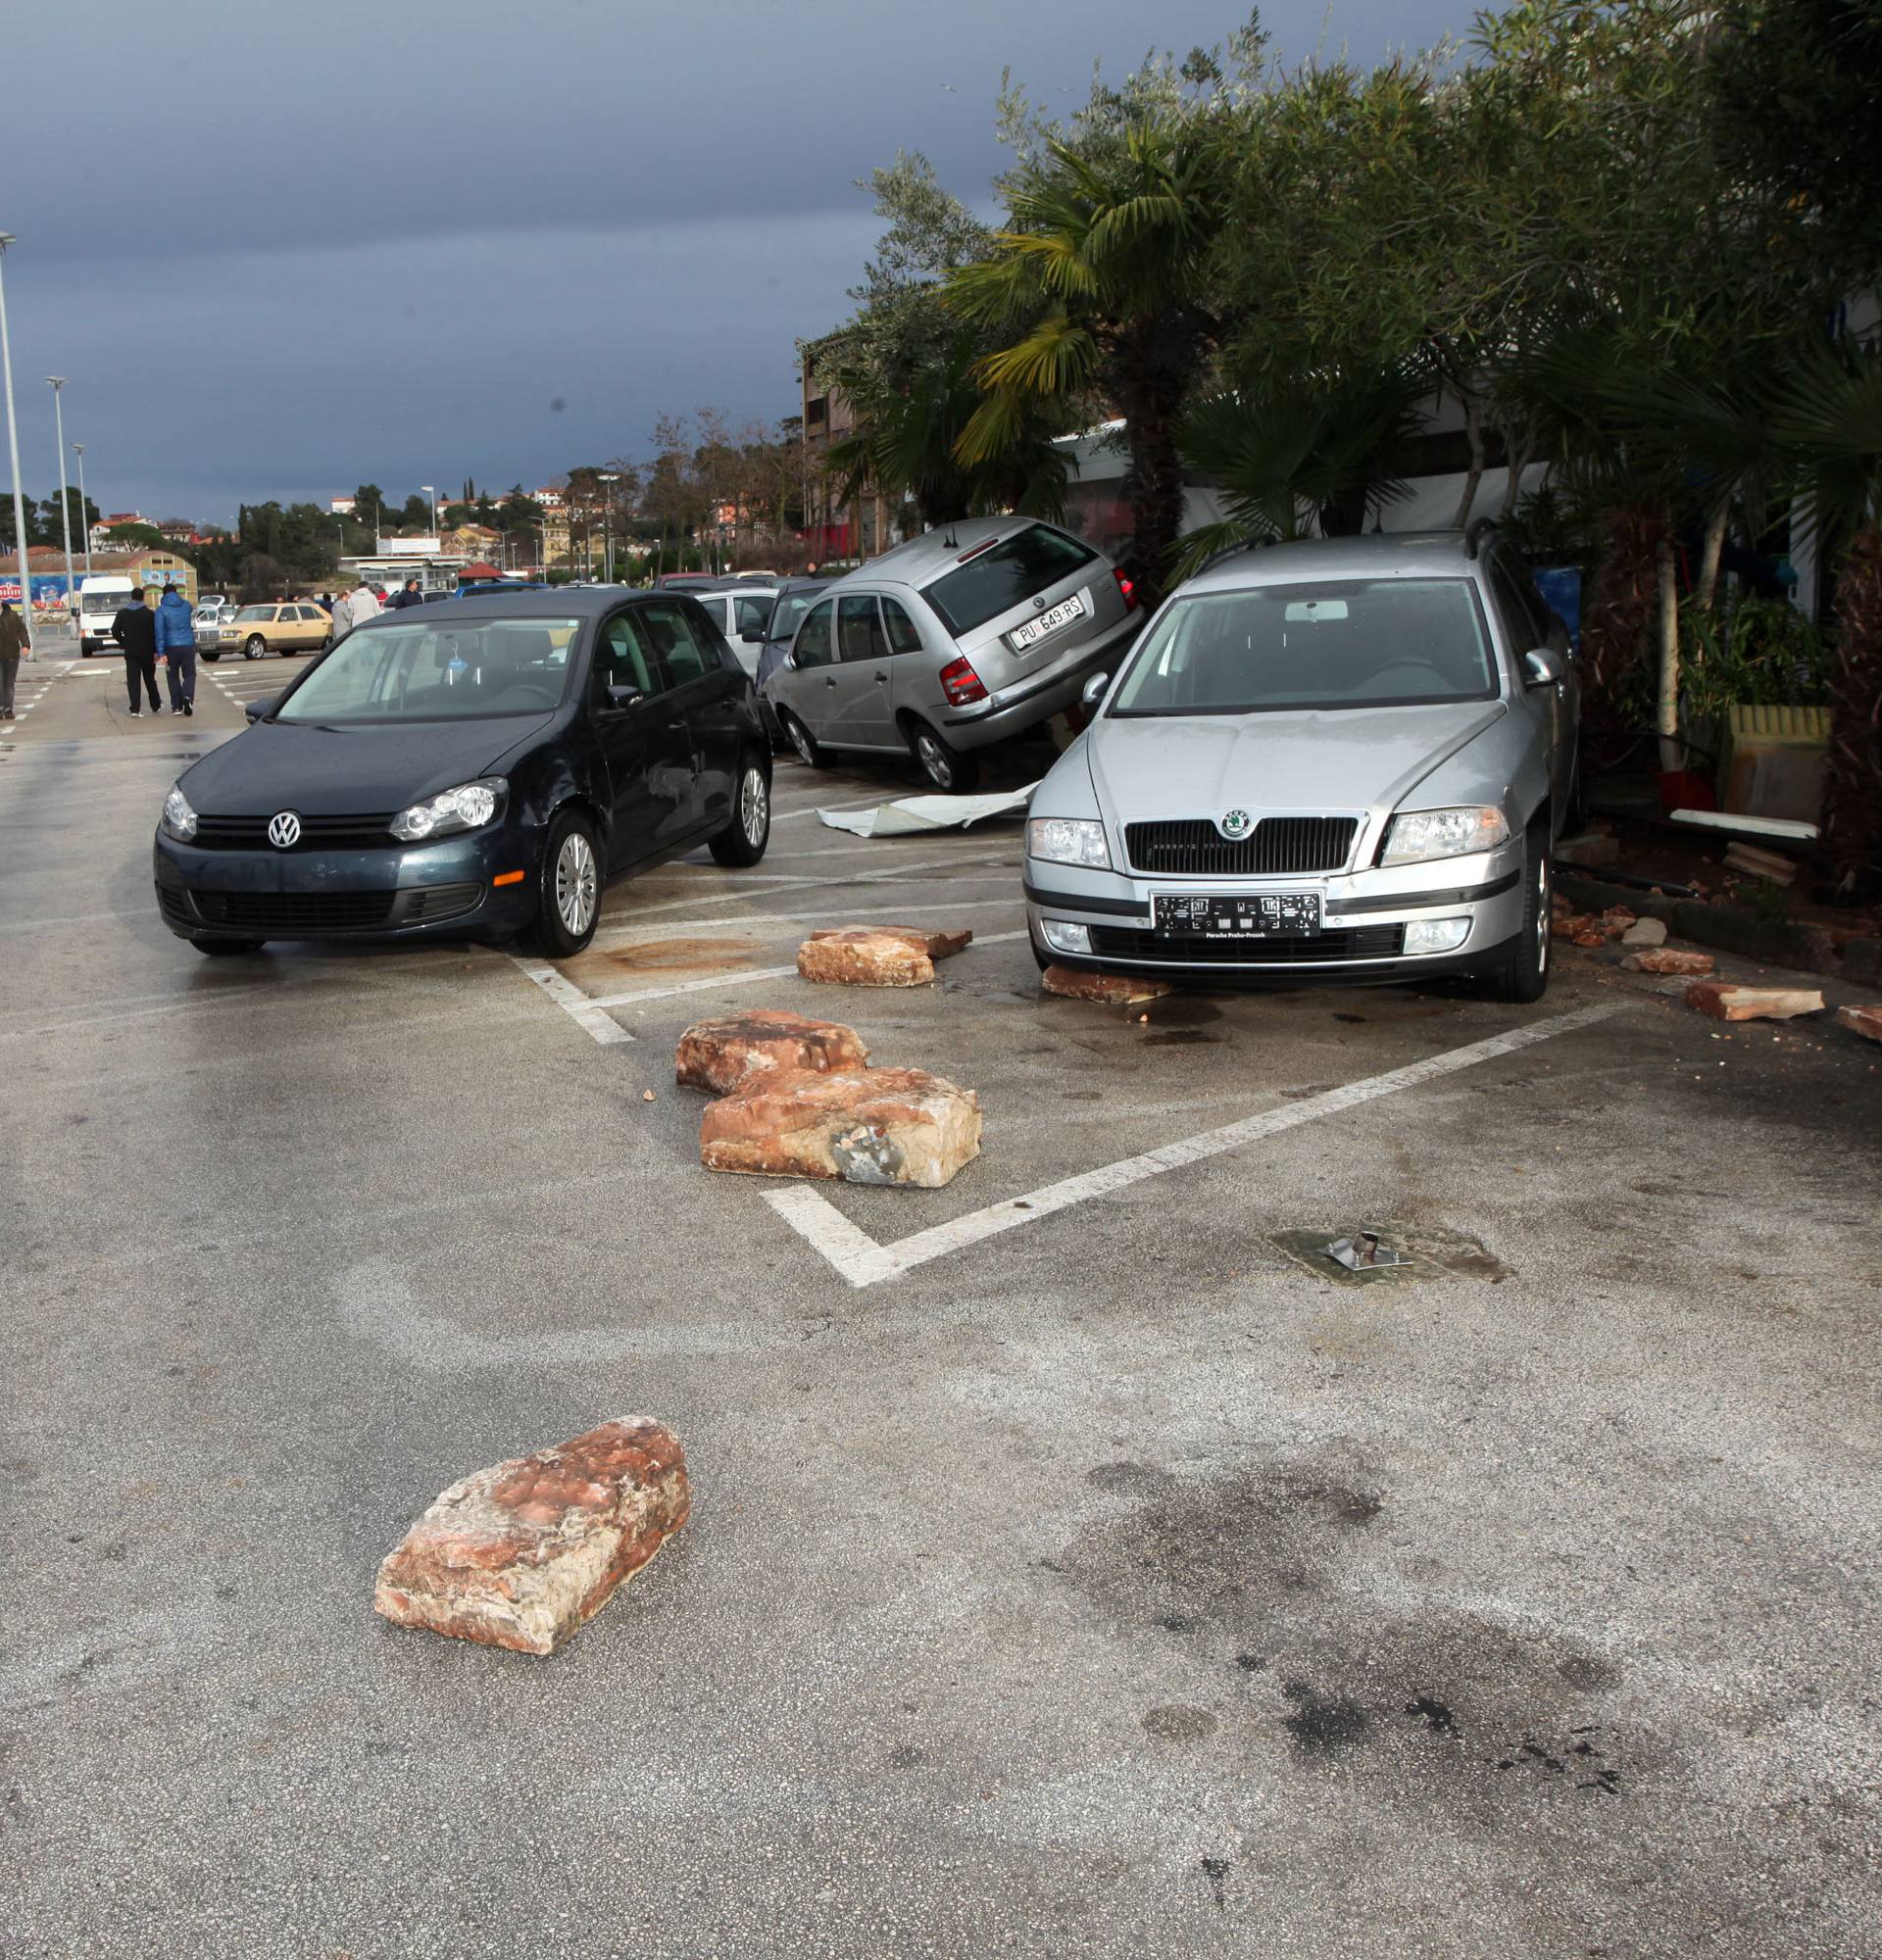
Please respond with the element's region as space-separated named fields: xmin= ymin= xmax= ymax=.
xmin=1010 ymin=593 xmax=1086 ymax=651
xmin=1154 ymin=891 xmax=1321 ymax=938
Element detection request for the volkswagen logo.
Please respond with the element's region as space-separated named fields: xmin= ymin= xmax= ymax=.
xmin=1219 ymin=808 xmax=1253 ymax=840
xmin=267 ymin=810 xmax=302 ymax=850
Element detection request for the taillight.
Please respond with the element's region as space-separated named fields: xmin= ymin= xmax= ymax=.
xmin=1114 ymin=567 xmax=1137 ymax=612
xmin=939 ymin=656 xmax=988 ymax=707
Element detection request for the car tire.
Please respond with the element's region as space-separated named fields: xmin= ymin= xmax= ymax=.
xmin=190 ymin=938 xmax=266 ymax=956
xmin=202 ymin=649 xmax=222 ymax=663
xmin=709 ymin=757 xmax=771 ymax=866
xmin=1480 ymin=825 xmax=1551 ymax=1004
xmin=243 ymin=635 xmax=267 ymax=660
xmin=908 ymin=717 xmax=979 ymax=793
xmin=520 ymin=808 xmax=602 ymax=958
xmin=779 ymin=710 xmax=829 ymax=770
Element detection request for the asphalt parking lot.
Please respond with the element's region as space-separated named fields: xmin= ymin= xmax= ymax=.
xmin=3 ymin=664 xmax=1879 ymax=1958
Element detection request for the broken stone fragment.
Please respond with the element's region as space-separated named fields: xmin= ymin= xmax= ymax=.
xmin=797 ymin=930 xmax=934 ymax=987
xmin=1572 ymin=931 xmax=1606 ymax=950
xmin=1685 ymin=981 xmax=1825 ymax=1022
xmin=1620 ymin=917 xmax=1668 ymax=947
xmin=675 ymin=1007 xmax=869 ymax=1097
xmin=1551 ymin=911 xmax=1597 ymax=942
xmin=373 ymin=1418 xmax=689 ymax=1656
xmin=700 ymin=1064 xmax=981 ymax=1187
xmin=809 ymin=923 xmax=972 ymax=959
xmin=1621 ymin=947 xmax=1714 ymax=976
xmin=1836 ymin=1003 xmax=1882 ymax=1043
xmin=1041 ymin=963 xmax=1175 ymax=1004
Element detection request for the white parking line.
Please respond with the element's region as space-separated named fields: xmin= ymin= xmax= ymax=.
xmin=508 ymin=956 xmax=637 ymax=1044
xmin=766 ymin=1004 xmax=1621 ymax=1288
xmin=584 ymin=930 xmax=1030 ymax=1009
xmin=593 ymin=894 xmax=1024 ymax=944
xmin=595 ymin=851 xmax=1014 ymax=927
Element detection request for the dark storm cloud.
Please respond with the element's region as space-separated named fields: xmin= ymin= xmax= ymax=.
xmin=5 ymin=0 xmax=1468 ymax=515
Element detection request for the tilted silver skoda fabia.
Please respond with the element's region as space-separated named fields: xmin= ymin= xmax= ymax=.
xmin=1022 ymin=530 xmax=1579 ymax=999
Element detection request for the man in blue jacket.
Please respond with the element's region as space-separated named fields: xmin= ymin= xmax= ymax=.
xmin=153 ymin=584 xmax=197 ymax=717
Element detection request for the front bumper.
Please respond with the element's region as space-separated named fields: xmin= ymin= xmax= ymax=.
xmin=939 ymin=611 xmax=1142 ymax=751
xmin=152 ymin=826 xmax=537 ymax=944
xmin=1023 ymin=845 xmax=1525 ymax=983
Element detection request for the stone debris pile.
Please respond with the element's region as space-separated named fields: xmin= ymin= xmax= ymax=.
xmin=796 ymin=924 xmax=972 ymax=988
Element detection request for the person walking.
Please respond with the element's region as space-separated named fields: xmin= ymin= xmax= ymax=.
xmin=329 ymin=587 xmax=356 ymax=640
xmin=0 ymin=601 xmax=29 ymax=722
xmin=350 ymin=577 xmax=383 ymax=627
xmin=112 ymin=586 xmax=162 ymax=717
xmin=153 ymin=584 xmax=198 ymax=717
xmin=387 ymin=576 xmax=424 ymax=610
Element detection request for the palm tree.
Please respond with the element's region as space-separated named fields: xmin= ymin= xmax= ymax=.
xmin=949 ymin=110 xmax=1225 ymax=598
xmin=1168 ymin=365 xmax=1429 ymax=579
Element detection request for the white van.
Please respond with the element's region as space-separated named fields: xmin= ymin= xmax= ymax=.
xmin=77 ymin=575 xmax=138 ymax=655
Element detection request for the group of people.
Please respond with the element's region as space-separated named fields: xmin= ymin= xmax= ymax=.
xmin=108 ymin=583 xmax=198 ymax=718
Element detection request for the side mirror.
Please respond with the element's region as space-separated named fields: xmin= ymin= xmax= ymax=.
xmin=1521 ymin=648 xmax=1566 ymax=689
xmin=1080 ymin=670 xmax=1111 ymax=710
xmin=605 ymin=683 xmax=644 ymax=710
xmin=244 ymin=696 xmax=276 ymax=721
xmin=740 ymin=623 xmax=767 ymax=643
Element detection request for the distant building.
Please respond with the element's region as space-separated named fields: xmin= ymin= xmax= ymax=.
xmin=800 ymin=336 xmax=895 ymax=564
xmin=329 ymin=497 xmax=356 ymax=516
xmin=531 ymin=486 xmax=566 ymax=510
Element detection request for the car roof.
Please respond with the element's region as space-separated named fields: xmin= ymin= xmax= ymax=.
xmin=1180 ymin=530 xmax=1483 ymax=594
xmin=358 ymin=588 xmax=687 ymax=621
xmin=847 ymin=514 xmax=1065 ymax=589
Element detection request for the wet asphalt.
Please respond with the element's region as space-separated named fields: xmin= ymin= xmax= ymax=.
xmin=2 ymin=658 xmax=1879 ymax=1957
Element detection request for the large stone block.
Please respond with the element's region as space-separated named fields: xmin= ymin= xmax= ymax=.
xmin=1836 ymin=1003 xmax=1882 ymax=1044
xmin=796 ymin=930 xmax=935 ymax=987
xmin=1621 ymin=947 xmax=1714 ymax=975
xmin=1685 ymin=981 xmax=1824 ymax=1022
xmin=373 ymin=1418 xmax=689 ymax=1656
xmin=1041 ymin=963 xmax=1174 ymax=1004
xmin=675 ymin=1008 xmax=869 ymax=1097
xmin=701 ymin=1064 xmax=981 ymax=1187
xmin=809 ymin=923 xmax=972 ymax=959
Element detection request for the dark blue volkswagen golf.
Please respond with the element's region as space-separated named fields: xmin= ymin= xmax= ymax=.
xmin=153 ymin=588 xmax=772 ymax=957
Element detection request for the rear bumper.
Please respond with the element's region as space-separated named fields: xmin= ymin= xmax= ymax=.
xmin=939 ymin=611 xmax=1142 ymax=750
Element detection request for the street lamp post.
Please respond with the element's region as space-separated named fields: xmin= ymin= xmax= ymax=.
xmin=46 ymin=377 xmax=74 ymax=632
xmin=0 ymin=234 xmax=33 ymax=654
xmin=598 ymin=472 xmax=619 ymax=583
xmin=421 ymin=484 xmax=437 ymax=533
xmin=72 ymin=442 xmax=93 ymax=585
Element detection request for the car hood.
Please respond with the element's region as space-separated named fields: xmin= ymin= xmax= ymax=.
xmin=179 ymin=715 xmax=551 ymax=816
xmin=1087 ymin=702 xmax=1508 ymax=819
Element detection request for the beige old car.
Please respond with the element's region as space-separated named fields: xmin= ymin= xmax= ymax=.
xmin=215 ymin=601 xmax=332 ymax=662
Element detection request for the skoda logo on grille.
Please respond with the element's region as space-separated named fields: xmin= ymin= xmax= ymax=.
xmin=268 ymin=810 xmax=302 ymax=850
xmin=1219 ymin=808 xmax=1253 ymax=840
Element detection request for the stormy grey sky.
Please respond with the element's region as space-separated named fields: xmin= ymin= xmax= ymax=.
xmin=6 ymin=0 xmax=1469 ymax=523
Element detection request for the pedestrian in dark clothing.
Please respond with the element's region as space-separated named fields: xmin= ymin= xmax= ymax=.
xmin=0 ymin=601 xmax=29 ymax=720
xmin=387 ymin=577 xmax=424 ymax=610
xmin=154 ymin=585 xmax=197 ymax=716
xmin=112 ymin=588 xmax=162 ymax=716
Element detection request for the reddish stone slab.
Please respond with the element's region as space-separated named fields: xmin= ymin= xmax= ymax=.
xmin=809 ymin=923 xmax=972 ymax=959
xmin=1836 ymin=1003 xmax=1882 ymax=1043
xmin=373 ymin=1418 xmax=689 ymax=1656
xmin=1041 ymin=964 xmax=1174 ymax=1004
xmin=1685 ymin=981 xmax=1824 ymax=1022
xmin=1621 ymin=947 xmax=1715 ymax=975
xmin=797 ymin=931 xmax=933 ymax=988
xmin=675 ymin=1008 xmax=869 ymax=1097
xmin=700 ymin=1064 xmax=981 ymax=1187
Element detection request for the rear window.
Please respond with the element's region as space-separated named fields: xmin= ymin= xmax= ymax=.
xmin=924 ymin=525 xmax=1097 ymax=635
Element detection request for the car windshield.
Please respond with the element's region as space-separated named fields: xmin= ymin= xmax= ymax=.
xmin=1110 ymin=578 xmax=1499 ymax=716
xmin=767 ymin=587 xmax=826 ymax=639
xmin=273 ymin=616 xmax=581 ymax=723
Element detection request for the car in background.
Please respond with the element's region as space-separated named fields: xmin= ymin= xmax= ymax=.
xmin=152 ymin=588 xmax=772 ymax=959
xmin=213 ymin=601 xmax=333 ymax=661
xmin=76 ymin=574 xmax=137 ymax=655
xmin=746 ymin=578 xmax=829 ymax=745
xmin=691 ymin=585 xmax=778 ymax=678
xmin=1021 ymin=528 xmax=1577 ymax=1000
xmin=195 ymin=603 xmax=238 ymax=657
xmin=763 ymin=517 xmax=1141 ymax=791
xmin=651 ymin=572 xmax=735 ymax=593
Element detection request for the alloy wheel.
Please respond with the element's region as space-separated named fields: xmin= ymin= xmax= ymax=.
xmin=555 ymin=829 xmax=598 ymax=936
xmin=1534 ymin=852 xmax=1550 ymax=974
xmin=740 ymin=766 xmax=768 ymax=845
xmin=789 ymin=719 xmax=815 ymax=766
xmin=916 ymin=731 xmax=953 ymax=789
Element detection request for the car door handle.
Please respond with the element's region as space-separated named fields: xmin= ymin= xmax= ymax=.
xmin=875 ymin=674 xmax=888 ymax=685
xmin=823 ymin=677 xmax=837 ymax=688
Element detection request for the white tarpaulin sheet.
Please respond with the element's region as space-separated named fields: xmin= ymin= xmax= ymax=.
xmin=817 ymin=782 xmax=1039 ymax=838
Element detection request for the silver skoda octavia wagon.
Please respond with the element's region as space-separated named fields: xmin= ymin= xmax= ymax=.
xmin=764 ymin=516 xmax=1143 ymax=791
xmin=1022 ymin=529 xmax=1579 ymax=999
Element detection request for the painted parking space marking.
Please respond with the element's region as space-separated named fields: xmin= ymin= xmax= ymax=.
xmin=509 ymin=955 xmax=638 ymax=1044
xmin=766 ymin=1004 xmax=1621 ymax=1288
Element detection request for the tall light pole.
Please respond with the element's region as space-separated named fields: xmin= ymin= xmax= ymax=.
xmin=421 ymin=483 xmax=437 ymax=533
xmin=46 ymin=377 xmax=74 ymax=631
xmin=598 ymin=472 xmax=619 ymax=582
xmin=0 ymin=234 xmax=33 ymax=654
xmin=72 ymin=442 xmax=93 ymax=585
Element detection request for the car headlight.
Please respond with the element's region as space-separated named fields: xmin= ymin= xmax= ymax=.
xmin=160 ymin=783 xmax=197 ymax=842
xmin=1027 ymin=816 xmax=1111 ymax=869
xmin=390 ymin=776 xmax=507 ymax=843
xmin=1380 ymin=806 xmax=1509 ymax=866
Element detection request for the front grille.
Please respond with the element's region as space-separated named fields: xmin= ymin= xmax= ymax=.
xmin=1125 ymin=816 xmax=1359 ymax=877
xmin=403 ymin=882 xmax=482 ymax=923
xmin=1089 ymin=923 xmax=1405 ymax=964
xmin=157 ymin=885 xmax=194 ymax=928
xmin=187 ymin=889 xmax=396 ymax=933
xmin=191 ymin=812 xmax=398 ymax=851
